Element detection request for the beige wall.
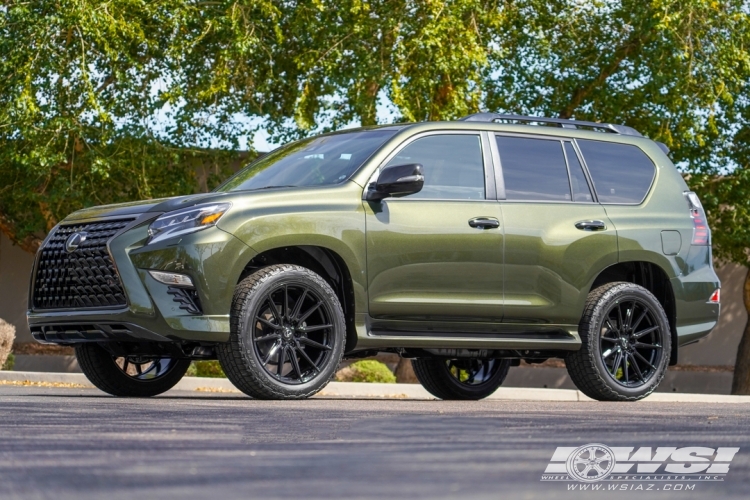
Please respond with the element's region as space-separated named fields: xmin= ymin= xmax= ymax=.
xmin=0 ymin=232 xmax=35 ymax=343
xmin=1 ymin=230 xmax=748 ymax=364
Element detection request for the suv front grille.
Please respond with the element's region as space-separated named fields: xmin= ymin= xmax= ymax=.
xmin=33 ymin=219 xmax=134 ymax=309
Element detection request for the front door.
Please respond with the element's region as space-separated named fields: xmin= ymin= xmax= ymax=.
xmin=494 ymin=135 xmax=618 ymax=326
xmin=365 ymin=132 xmax=504 ymax=329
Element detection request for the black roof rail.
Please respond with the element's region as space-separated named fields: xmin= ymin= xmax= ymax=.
xmin=459 ymin=112 xmax=643 ymax=137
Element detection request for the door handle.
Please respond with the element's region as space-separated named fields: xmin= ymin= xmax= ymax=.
xmin=575 ymin=220 xmax=607 ymax=231
xmin=469 ymin=217 xmax=500 ymax=230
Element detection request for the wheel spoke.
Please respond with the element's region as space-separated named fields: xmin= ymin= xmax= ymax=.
xmin=610 ymin=350 xmax=623 ymax=377
xmin=261 ymin=341 xmax=281 ymax=366
xmin=628 ymin=353 xmax=645 ymax=381
xmin=633 ymin=350 xmax=657 ymax=371
xmin=298 ymin=337 xmax=332 ymax=351
xmin=135 ymin=363 xmax=142 ymax=375
xmin=296 ymin=345 xmax=319 ymax=373
xmin=602 ymin=348 xmax=616 ymax=359
xmin=633 ymin=325 xmax=659 ymax=339
xmin=300 ymin=324 xmax=332 ymax=333
xmin=291 ymin=289 xmax=308 ymax=321
xmin=266 ymin=294 xmax=283 ymax=324
xmin=289 ymin=348 xmax=303 ymax=379
xmin=298 ymin=301 xmax=322 ymax=324
xmin=625 ymin=301 xmax=636 ymax=330
xmin=604 ymin=319 xmax=618 ymax=334
xmin=254 ymin=333 xmax=281 ymax=343
xmin=255 ymin=316 xmax=281 ymax=330
xmin=283 ymin=285 xmax=290 ymax=321
xmin=622 ymin=352 xmax=629 ymax=384
xmin=633 ymin=342 xmax=661 ymax=350
xmin=631 ymin=308 xmax=649 ymax=332
xmin=122 ymin=359 xmax=129 ymax=373
xmin=616 ymin=304 xmax=625 ymax=332
xmin=601 ymin=336 xmax=619 ymax=343
xmin=277 ymin=346 xmax=287 ymax=376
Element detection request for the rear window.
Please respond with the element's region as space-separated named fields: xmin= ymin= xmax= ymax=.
xmin=576 ymin=140 xmax=655 ymax=204
xmin=496 ymin=136 xmax=571 ymax=201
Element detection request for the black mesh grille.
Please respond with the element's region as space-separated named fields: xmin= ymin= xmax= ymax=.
xmin=33 ymin=219 xmax=134 ymax=309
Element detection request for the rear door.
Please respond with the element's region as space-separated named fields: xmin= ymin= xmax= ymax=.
xmin=494 ymin=135 xmax=618 ymax=326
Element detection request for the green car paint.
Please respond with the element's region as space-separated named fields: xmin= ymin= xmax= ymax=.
xmin=27 ymin=119 xmax=720 ymax=362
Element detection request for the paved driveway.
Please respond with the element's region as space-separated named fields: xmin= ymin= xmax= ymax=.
xmin=0 ymin=386 xmax=748 ymax=499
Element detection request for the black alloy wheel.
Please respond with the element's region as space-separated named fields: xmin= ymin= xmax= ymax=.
xmin=566 ymin=282 xmax=671 ymax=401
xmin=412 ymin=357 xmax=512 ymax=400
xmin=217 ymin=264 xmax=346 ymax=400
xmin=252 ymin=282 xmax=335 ymax=384
xmin=75 ymin=343 xmax=191 ymax=397
xmin=599 ymin=298 xmax=664 ymax=387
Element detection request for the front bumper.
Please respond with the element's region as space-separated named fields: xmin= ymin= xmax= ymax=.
xmin=27 ymin=214 xmax=255 ymax=345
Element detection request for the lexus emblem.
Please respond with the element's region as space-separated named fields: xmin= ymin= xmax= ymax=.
xmin=65 ymin=231 xmax=87 ymax=253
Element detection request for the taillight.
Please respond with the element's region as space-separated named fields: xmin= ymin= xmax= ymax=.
xmin=709 ymin=289 xmax=720 ymax=304
xmin=685 ymin=191 xmax=710 ymax=245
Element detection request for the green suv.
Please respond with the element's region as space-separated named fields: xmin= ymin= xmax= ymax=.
xmin=27 ymin=113 xmax=720 ymax=401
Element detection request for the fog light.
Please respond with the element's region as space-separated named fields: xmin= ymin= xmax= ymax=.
xmin=709 ymin=289 xmax=720 ymax=304
xmin=148 ymin=270 xmax=194 ymax=287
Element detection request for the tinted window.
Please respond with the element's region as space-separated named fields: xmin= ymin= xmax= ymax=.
xmin=496 ymin=136 xmax=571 ymax=201
xmin=565 ymin=142 xmax=593 ymax=202
xmin=577 ymin=140 xmax=655 ymax=203
xmin=385 ymin=134 xmax=485 ymax=199
xmin=219 ymin=129 xmax=398 ymax=191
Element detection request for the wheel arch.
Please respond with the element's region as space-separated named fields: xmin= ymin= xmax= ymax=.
xmin=237 ymin=245 xmax=358 ymax=353
xmin=589 ymin=261 xmax=678 ymax=365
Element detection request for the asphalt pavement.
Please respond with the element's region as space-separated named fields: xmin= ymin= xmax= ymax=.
xmin=0 ymin=385 xmax=748 ymax=500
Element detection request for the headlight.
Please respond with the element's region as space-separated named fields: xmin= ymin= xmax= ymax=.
xmin=147 ymin=203 xmax=231 ymax=245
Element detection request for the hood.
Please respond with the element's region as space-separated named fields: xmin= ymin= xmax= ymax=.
xmin=64 ymin=192 xmax=234 ymax=221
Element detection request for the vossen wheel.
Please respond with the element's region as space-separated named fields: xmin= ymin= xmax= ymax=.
xmin=566 ymin=282 xmax=671 ymax=401
xmin=75 ymin=343 xmax=191 ymax=397
xmin=217 ymin=264 xmax=346 ymax=399
xmin=412 ymin=358 xmax=511 ymax=400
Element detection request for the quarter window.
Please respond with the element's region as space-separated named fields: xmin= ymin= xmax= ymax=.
xmin=576 ymin=140 xmax=656 ymax=204
xmin=496 ymin=136 xmax=571 ymax=201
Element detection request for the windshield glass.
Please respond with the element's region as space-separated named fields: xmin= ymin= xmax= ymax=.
xmin=217 ymin=129 xmax=399 ymax=192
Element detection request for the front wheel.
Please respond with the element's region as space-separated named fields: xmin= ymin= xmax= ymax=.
xmin=412 ymin=358 xmax=511 ymax=400
xmin=75 ymin=343 xmax=191 ymax=397
xmin=565 ymin=282 xmax=671 ymax=401
xmin=217 ymin=264 xmax=346 ymax=400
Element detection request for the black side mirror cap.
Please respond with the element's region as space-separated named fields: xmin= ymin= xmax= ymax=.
xmin=365 ymin=163 xmax=424 ymax=202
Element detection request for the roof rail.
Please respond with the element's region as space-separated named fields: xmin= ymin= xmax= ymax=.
xmin=459 ymin=113 xmax=643 ymax=137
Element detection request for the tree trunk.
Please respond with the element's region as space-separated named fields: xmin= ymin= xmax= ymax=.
xmin=731 ymin=268 xmax=750 ymax=394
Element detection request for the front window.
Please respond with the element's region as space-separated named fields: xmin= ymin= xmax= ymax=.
xmin=217 ymin=129 xmax=399 ymax=192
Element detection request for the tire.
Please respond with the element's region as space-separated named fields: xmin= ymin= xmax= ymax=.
xmin=216 ymin=264 xmax=346 ymax=400
xmin=75 ymin=343 xmax=190 ymax=397
xmin=566 ymin=282 xmax=671 ymax=401
xmin=412 ymin=358 xmax=511 ymax=400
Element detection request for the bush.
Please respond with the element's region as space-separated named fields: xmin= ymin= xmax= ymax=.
xmin=0 ymin=319 xmax=15 ymax=370
xmin=187 ymin=360 xmax=226 ymax=378
xmin=336 ymin=360 xmax=396 ymax=383
xmin=2 ymin=353 xmax=14 ymax=371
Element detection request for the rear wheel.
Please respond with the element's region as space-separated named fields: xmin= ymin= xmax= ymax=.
xmin=412 ymin=358 xmax=511 ymax=400
xmin=566 ymin=282 xmax=671 ymax=401
xmin=75 ymin=343 xmax=190 ymax=397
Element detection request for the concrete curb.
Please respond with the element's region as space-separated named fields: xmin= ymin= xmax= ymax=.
xmin=2 ymin=371 xmax=750 ymax=402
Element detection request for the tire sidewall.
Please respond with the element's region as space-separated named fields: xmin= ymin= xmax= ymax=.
xmin=587 ymin=285 xmax=671 ymax=399
xmin=235 ymin=267 xmax=346 ymax=396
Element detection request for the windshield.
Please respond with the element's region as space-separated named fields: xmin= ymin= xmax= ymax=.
xmin=217 ymin=129 xmax=399 ymax=192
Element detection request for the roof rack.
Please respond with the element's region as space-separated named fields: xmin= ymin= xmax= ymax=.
xmin=459 ymin=112 xmax=643 ymax=137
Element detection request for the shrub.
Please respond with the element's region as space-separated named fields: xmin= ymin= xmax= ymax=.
xmin=336 ymin=360 xmax=396 ymax=383
xmin=0 ymin=319 xmax=15 ymax=370
xmin=187 ymin=360 xmax=226 ymax=378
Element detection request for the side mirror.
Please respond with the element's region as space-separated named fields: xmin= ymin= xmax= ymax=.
xmin=365 ymin=163 xmax=424 ymax=202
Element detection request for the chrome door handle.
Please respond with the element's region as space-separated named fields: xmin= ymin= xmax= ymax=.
xmin=469 ymin=217 xmax=500 ymax=230
xmin=575 ymin=220 xmax=607 ymax=231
